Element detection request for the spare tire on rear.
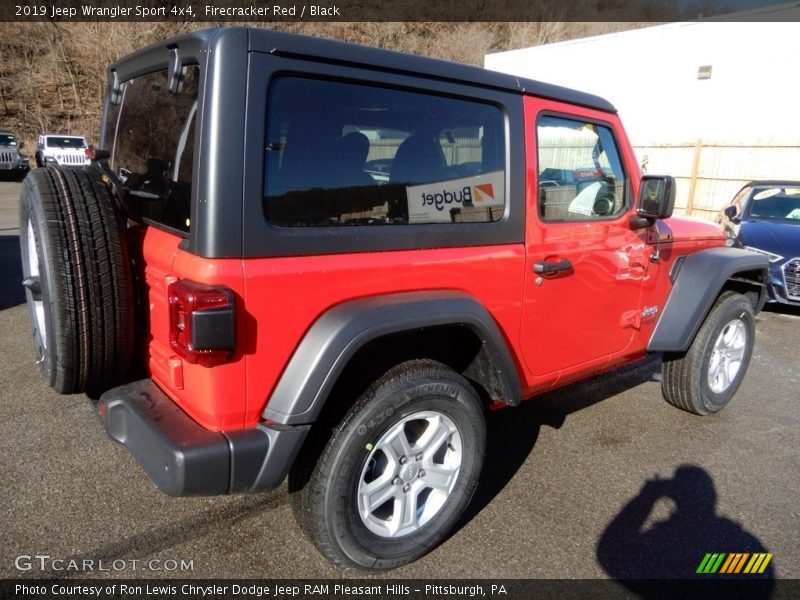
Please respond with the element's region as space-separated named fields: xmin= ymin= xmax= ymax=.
xmin=19 ymin=166 xmax=133 ymax=396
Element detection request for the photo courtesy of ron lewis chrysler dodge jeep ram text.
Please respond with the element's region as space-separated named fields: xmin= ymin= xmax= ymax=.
xmin=18 ymin=28 xmax=768 ymax=571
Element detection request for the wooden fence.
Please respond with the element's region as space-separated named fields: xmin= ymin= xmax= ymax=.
xmin=633 ymin=141 xmax=800 ymax=222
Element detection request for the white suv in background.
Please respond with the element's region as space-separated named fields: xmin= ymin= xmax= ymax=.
xmin=36 ymin=133 xmax=91 ymax=167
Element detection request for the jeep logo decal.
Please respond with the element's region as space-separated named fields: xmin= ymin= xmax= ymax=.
xmin=642 ymin=305 xmax=659 ymax=320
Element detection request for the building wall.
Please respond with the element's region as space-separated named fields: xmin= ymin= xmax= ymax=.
xmin=485 ymin=15 xmax=800 ymax=220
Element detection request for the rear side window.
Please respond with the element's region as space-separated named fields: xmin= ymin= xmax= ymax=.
xmin=105 ymin=66 xmax=199 ymax=234
xmin=536 ymin=115 xmax=627 ymax=222
xmin=264 ymin=77 xmax=506 ymax=227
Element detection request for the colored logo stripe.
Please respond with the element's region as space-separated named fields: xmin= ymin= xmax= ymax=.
xmin=720 ymin=553 xmax=748 ymax=573
xmin=744 ymin=553 xmax=773 ymax=574
xmin=697 ymin=553 xmax=726 ymax=573
xmin=719 ymin=553 xmax=736 ymax=573
xmin=697 ymin=553 xmax=773 ymax=574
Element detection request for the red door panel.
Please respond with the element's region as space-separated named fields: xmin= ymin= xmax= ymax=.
xmin=520 ymin=97 xmax=649 ymax=378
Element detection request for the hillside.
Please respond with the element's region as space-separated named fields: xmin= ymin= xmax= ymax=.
xmin=0 ymin=21 xmax=645 ymax=149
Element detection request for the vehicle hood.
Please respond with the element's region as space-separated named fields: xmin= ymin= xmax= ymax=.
xmin=662 ymin=216 xmax=726 ymax=243
xmin=740 ymin=220 xmax=800 ymax=257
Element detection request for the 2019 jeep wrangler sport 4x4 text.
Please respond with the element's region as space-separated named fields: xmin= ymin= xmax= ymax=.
xmin=19 ymin=28 xmax=769 ymax=571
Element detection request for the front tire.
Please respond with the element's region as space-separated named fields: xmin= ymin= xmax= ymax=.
xmin=662 ymin=291 xmax=755 ymax=415
xmin=292 ymin=359 xmax=486 ymax=571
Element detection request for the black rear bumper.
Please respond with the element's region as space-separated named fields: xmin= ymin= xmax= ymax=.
xmin=97 ymin=380 xmax=310 ymax=496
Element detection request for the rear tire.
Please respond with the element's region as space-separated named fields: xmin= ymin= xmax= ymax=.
xmin=19 ymin=167 xmax=133 ymax=395
xmin=291 ymin=359 xmax=486 ymax=571
xmin=661 ymin=291 xmax=755 ymax=415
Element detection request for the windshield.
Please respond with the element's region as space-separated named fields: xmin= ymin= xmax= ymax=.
xmin=46 ymin=137 xmax=87 ymax=149
xmin=748 ymin=187 xmax=800 ymax=222
xmin=0 ymin=134 xmax=17 ymax=146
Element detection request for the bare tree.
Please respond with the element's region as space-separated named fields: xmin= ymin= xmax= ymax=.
xmin=0 ymin=19 xmax=660 ymax=149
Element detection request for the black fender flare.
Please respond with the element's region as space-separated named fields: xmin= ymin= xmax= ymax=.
xmin=647 ymin=247 xmax=768 ymax=353
xmin=262 ymin=291 xmax=522 ymax=425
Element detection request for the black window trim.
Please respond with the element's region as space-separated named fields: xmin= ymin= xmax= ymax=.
xmin=99 ymin=28 xmax=622 ymax=259
xmin=535 ymin=110 xmax=632 ymax=225
xmin=242 ymin=52 xmax=525 ymax=259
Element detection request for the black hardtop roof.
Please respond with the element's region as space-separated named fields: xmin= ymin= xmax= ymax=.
xmin=109 ymin=27 xmax=616 ymax=114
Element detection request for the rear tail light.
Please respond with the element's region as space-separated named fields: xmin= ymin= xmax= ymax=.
xmin=85 ymin=146 xmax=110 ymax=161
xmin=168 ymin=279 xmax=236 ymax=367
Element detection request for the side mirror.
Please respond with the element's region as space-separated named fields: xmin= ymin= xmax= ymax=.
xmin=637 ymin=175 xmax=676 ymax=220
xmin=724 ymin=205 xmax=740 ymax=223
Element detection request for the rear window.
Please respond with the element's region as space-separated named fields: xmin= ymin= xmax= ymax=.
xmin=105 ymin=66 xmax=199 ymax=234
xmin=264 ymin=77 xmax=506 ymax=227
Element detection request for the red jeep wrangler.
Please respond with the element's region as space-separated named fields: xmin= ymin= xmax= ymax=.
xmin=19 ymin=28 xmax=768 ymax=571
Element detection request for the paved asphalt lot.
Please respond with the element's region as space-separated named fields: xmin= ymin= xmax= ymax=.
xmin=0 ymin=180 xmax=798 ymax=582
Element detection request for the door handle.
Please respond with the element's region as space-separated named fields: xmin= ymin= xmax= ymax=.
xmin=533 ymin=259 xmax=572 ymax=274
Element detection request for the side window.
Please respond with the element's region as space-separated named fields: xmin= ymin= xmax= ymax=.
xmin=536 ymin=115 xmax=627 ymax=222
xmin=264 ymin=77 xmax=506 ymax=227
xmin=105 ymin=66 xmax=199 ymax=234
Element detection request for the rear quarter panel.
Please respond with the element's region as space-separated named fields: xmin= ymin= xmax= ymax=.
xmin=241 ymin=245 xmax=526 ymax=426
xmin=142 ymin=225 xmax=526 ymax=429
xmin=141 ymin=226 xmax=248 ymax=430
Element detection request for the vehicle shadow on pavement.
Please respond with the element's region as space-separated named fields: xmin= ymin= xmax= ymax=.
xmin=597 ymin=464 xmax=774 ymax=598
xmin=29 ymin=491 xmax=290 ymax=579
xmin=0 ymin=235 xmax=24 ymax=310
xmin=460 ymin=355 xmax=662 ymax=527
xmin=762 ymin=303 xmax=800 ymax=318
